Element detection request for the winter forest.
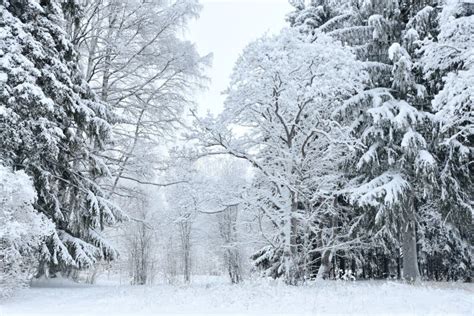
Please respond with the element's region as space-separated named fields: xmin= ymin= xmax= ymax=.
xmin=0 ymin=0 xmax=472 ymax=315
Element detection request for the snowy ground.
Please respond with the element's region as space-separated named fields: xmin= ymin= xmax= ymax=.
xmin=1 ymin=276 xmax=472 ymax=316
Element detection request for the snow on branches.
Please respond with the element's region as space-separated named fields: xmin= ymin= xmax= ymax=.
xmin=0 ymin=0 xmax=124 ymax=273
xmin=193 ymin=27 xmax=366 ymax=284
xmin=0 ymin=166 xmax=53 ymax=297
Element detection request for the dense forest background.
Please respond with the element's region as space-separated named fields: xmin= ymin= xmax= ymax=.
xmin=0 ymin=0 xmax=472 ymax=297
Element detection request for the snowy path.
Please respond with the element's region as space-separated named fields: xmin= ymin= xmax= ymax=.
xmin=1 ymin=277 xmax=472 ymax=315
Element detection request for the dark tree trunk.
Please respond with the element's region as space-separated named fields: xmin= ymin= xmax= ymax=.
xmin=397 ymin=254 xmax=401 ymax=280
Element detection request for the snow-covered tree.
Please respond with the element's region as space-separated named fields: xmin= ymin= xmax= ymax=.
xmin=345 ymin=44 xmax=435 ymax=282
xmin=0 ymin=165 xmax=53 ymax=297
xmin=216 ymin=205 xmax=243 ymax=284
xmin=193 ymin=28 xmax=366 ymax=284
xmin=0 ymin=0 xmax=124 ymax=275
xmin=163 ymin=155 xmax=203 ymax=284
xmin=64 ymin=0 xmax=210 ymax=198
xmin=287 ymin=0 xmax=455 ymax=282
xmin=287 ymin=0 xmax=352 ymax=35
xmin=417 ymin=0 xmax=473 ymax=280
xmin=198 ymin=158 xmax=249 ymax=283
xmin=114 ymin=180 xmax=160 ymax=286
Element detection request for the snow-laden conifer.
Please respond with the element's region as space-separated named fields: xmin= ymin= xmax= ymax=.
xmin=0 ymin=0 xmax=124 ymax=275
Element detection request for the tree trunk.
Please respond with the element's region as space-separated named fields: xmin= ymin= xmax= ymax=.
xmin=316 ymin=250 xmax=332 ymax=280
xmin=397 ymin=253 xmax=401 ymax=280
xmin=367 ymin=251 xmax=372 ymax=279
xmin=180 ymin=219 xmax=192 ymax=284
xmin=383 ymin=255 xmax=389 ymax=279
xmin=283 ymin=193 xmax=299 ymax=285
xmin=184 ymin=245 xmax=190 ymax=283
xmin=100 ymin=9 xmax=118 ymax=103
xmin=227 ymin=249 xmax=242 ymax=284
xmin=402 ymin=218 xmax=420 ymax=282
xmin=340 ymin=254 xmax=346 ymax=275
xmin=218 ymin=206 xmax=242 ymax=284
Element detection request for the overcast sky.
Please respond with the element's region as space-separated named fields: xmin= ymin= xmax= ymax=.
xmin=185 ymin=0 xmax=293 ymax=115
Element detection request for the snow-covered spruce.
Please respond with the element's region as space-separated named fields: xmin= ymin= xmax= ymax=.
xmin=284 ymin=0 xmax=472 ymax=282
xmin=0 ymin=0 xmax=124 ymax=276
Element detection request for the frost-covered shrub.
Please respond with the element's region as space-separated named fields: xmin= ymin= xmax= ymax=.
xmin=0 ymin=166 xmax=53 ymax=298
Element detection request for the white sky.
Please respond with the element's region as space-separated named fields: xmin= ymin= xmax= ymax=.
xmin=185 ymin=0 xmax=293 ymax=115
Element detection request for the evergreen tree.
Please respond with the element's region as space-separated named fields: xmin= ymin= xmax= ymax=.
xmin=286 ymin=0 xmax=472 ymax=281
xmin=417 ymin=0 xmax=473 ymax=280
xmin=0 ymin=0 xmax=124 ymax=276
